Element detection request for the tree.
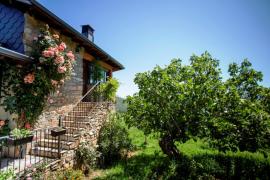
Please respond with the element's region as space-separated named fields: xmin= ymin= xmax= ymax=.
xmin=209 ymin=60 xmax=270 ymax=152
xmin=125 ymin=52 xmax=270 ymax=159
xmin=125 ymin=52 xmax=223 ymax=159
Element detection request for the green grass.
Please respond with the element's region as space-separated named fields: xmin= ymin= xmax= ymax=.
xmin=92 ymin=126 xmax=270 ymax=180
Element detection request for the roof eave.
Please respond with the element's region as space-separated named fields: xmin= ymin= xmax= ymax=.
xmin=0 ymin=47 xmax=32 ymax=63
xmin=29 ymin=0 xmax=124 ymax=71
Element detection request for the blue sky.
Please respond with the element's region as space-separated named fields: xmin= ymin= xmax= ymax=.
xmin=38 ymin=0 xmax=270 ymax=97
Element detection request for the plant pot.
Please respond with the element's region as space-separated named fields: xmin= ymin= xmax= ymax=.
xmin=7 ymin=135 xmax=34 ymax=146
xmin=51 ymin=127 xmax=66 ymax=137
xmin=4 ymin=144 xmax=27 ymax=158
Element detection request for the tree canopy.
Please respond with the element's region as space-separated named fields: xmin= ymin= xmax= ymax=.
xmin=125 ymin=52 xmax=270 ymax=159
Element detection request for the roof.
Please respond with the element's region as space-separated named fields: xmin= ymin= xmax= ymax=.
xmin=15 ymin=0 xmax=124 ymax=71
xmin=0 ymin=2 xmax=25 ymax=54
xmin=0 ymin=46 xmax=32 ymax=63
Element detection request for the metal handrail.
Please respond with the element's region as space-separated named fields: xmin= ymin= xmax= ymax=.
xmin=71 ymin=81 xmax=101 ymax=111
xmin=58 ymin=81 xmax=101 ymax=125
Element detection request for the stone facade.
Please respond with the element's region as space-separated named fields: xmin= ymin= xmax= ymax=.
xmin=0 ymin=4 xmax=120 ymax=176
xmin=60 ymin=102 xmax=115 ymax=169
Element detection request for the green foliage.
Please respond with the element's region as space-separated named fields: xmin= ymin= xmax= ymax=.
xmin=125 ymin=52 xmax=270 ymax=157
xmin=100 ymin=78 xmax=119 ymax=102
xmin=116 ymin=96 xmax=127 ymax=113
xmin=0 ymin=119 xmax=10 ymax=136
xmin=23 ymin=162 xmax=48 ymax=180
xmin=10 ymin=128 xmax=32 ymax=139
xmin=97 ymin=113 xmax=133 ymax=167
xmin=50 ymin=169 xmax=84 ymax=180
xmin=193 ymin=152 xmax=270 ymax=179
xmin=209 ymin=60 xmax=270 ymax=152
xmin=0 ymin=169 xmax=15 ymax=180
xmin=75 ymin=141 xmax=100 ymax=175
xmin=125 ymin=52 xmax=223 ymax=158
xmin=92 ymin=126 xmax=270 ymax=180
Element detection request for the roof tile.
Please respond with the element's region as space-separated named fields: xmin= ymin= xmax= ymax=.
xmin=0 ymin=3 xmax=24 ymax=54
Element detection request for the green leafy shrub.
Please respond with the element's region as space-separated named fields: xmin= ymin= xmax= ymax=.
xmin=100 ymin=78 xmax=119 ymax=102
xmin=192 ymin=152 xmax=270 ymax=179
xmin=0 ymin=169 xmax=15 ymax=180
xmin=97 ymin=113 xmax=132 ymax=167
xmin=128 ymin=152 xmax=270 ymax=179
xmin=50 ymin=169 xmax=84 ymax=180
xmin=10 ymin=128 xmax=32 ymax=139
xmin=22 ymin=162 xmax=48 ymax=180
xmin=75 ymin=141 xmax=100 ymax=175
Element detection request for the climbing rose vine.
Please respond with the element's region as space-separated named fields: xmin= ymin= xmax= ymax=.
xmin=1 ymin=25 xmax=76 ymax=128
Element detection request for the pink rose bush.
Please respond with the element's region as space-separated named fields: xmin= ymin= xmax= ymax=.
xmin=53 ymin=34 xmax=59 ymax=39
xmin=54 ymin=56 xmax=64 ymax=64
xmin=66 ymin=51 xmax=75 ymax=61
xmin=42 ymin=50 xmax=54 ymax=58
xmin=57 ymin=66 xmax=67 ymax=73
xmin=51 ymin=80 xmax=58 ymax=86
xmin=2 ymin=25 xmax=77 ymax=127
xmin=0 ymin=120 xmax=5 ymax=127
xmin=24 ymin=73 xmax=35 ymax=84
xmin=58 ymin=42 xmax=66 ymax=51
xmin=39 ymin=30 xmax=75 ymax=81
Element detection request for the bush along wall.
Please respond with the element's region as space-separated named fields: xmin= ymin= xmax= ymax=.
xmin=141 ymin=153 xmax=270 ymax=180
xmin=191 ymin=152 xmax=270 ymax=179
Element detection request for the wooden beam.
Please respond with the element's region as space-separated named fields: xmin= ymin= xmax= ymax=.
xmin=97 ymin=61 xmax=113 ymax=71
xmin=83 ymin=52 xmax=95 ymax=61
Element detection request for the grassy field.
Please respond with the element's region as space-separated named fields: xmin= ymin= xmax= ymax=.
xmin=90 ymin=126 xmax=270 ymax=179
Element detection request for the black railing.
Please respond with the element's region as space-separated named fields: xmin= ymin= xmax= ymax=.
xmin=0 ymin=127 xmax=64 ymax=177
xmin=0 ymin=81 xmax=106 ymax=177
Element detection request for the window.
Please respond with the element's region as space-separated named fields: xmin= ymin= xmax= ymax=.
xmin=87 ymin=63 xmax=108 ymax=85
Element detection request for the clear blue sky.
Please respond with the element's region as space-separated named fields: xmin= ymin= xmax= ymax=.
xmin=38 ymin=0 xmax=270 ymax=97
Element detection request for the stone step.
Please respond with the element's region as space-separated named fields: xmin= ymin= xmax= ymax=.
xmin=64 ymin=115 xmax=89 ymax=122
xmin=31 ymin=147 xmax=67 ymax=158
xmin=65 ymin=127 xmax=83 ymax=134
xmin=59 ymin=133 xmax=80 ymax=141
xmin=37 ymin=139 xmax=76 ymax=150
xmin=48 ymin=159 xmax=61 ymax=171
xmin=78 ymin=102 xmax=96 ymax=106
xmin=44 ymin=131 xmax=80 ymax=141
xmin=75 ymin=103 xmax=95 ymax=109
xmin=68 ymin=111 xmax=90 ymax=116
xmin=73 ymin=106 xmax=92 ymax=111
xmin=62 ymin=121 xmax=90 ymax=128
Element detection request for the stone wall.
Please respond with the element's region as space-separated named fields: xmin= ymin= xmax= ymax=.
xmin=60 ymin=102 xmax=115 ymax=169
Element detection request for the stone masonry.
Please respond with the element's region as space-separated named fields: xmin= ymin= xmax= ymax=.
xmin=60 ymin=102 xmax=115 ymax=169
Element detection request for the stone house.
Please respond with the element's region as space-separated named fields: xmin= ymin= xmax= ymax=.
xmin=0 ymin=0 xmax=123 ymax=173
xmin=0 ymin=0 xmax=123 ymax=123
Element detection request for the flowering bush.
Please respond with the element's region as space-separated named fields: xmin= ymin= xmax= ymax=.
xmin=0 ymin=119 xmax=10 ymax=136
xmin=1 ymin=25 xmax=76 ymax=127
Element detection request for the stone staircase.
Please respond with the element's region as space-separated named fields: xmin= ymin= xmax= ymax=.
xmin=30 ymin=101 xmax=111 ymax=161
xmin=30 ymin=102 xmax=96 ymax=158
